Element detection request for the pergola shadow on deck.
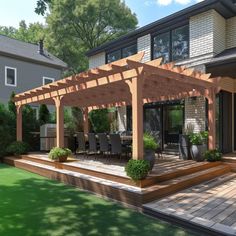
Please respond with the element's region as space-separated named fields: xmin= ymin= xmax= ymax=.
xmin=14 ymin=52 xmax=222 ymax=159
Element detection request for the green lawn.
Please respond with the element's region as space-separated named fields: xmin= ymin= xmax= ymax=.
xmin=0 ymin=164 xmax=198 ymax=236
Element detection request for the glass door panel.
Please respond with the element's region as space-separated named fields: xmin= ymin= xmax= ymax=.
xmin=144 ymin=107 xmax=162 ymax=148
xmin=163 ymin=105 xmax=184 ymax=152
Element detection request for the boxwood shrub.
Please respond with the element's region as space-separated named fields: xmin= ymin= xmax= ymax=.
xmin=204 ymin=149 xmax=222 ymax=162
xmin=125 ymin=159 xmax=150 ymax=181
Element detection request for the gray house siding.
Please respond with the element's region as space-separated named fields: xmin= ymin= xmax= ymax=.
xmin=0 ymin=55 xmax=62 ymax=104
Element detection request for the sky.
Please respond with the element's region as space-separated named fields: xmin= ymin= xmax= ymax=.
xmin=0 ymin=0 xmax=204 ymax=28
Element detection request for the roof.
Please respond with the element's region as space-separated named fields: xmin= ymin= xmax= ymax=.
xmin=0 ymin=34 xmax=67 ymax=69
xmin=206 ymin=47 xmax=236 ymax=77
xmin=207 ymin=47 xmax=236 ymax=66
xmin=86 ymin=0 xmax=236 ymax=57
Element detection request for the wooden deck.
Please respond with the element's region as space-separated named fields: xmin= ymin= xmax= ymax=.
xmin=3 ymin=153 xmax=231 ymax=208
xmin=144 ymin=172 xmax=236 ymax=235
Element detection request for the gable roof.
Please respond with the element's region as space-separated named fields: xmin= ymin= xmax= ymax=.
xmin=0 ymin=34 xmax=67 ymax=69
xmin=86 ymin=0 xmax=236 ymax=57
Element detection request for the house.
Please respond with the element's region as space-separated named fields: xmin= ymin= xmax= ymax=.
xmin=0 ymin=35 xmax=67 ymax=107
xmin=86 ymin=0 xmax=236 ymax=154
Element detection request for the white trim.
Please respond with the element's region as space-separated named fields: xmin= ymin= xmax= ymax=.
xmin=5 ymin=66 xmax=17 ymax=87
xmin=43 ymin=77 xmax=55 ymax=85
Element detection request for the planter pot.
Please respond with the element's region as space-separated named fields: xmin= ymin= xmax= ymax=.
xmin=190 ymin=144 xmax=207 ymax=162
xmin=144 ymin=149 xmax=156 ymax=171
xmin=179 ymin=134 xmax=191 ymax=160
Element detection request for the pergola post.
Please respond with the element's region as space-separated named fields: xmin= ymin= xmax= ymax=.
xmin=130 ymin=76 xmax=144 ymax=160
xmin=207 ymin=89 xmax=216 ymax=150
xmin=53 ymin=96 xmax=64 ymax=148
xmin=16 ymin=105 xmax=23 ymax=141
xmin=82 ymin=108 xmax=89 ymax=134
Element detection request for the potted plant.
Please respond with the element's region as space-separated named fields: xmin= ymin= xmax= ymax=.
xmin=143 ymin=133 xmax=158 ymax=171
xmin=6 ymin=141 xmax=29 ymax=156
xmin=125 ymin=159 xmax=150 ymax=181
xmin=204 ymin=149 xmax=222 ymax=162
xmin=179 ymin=123 xmax=194 ymax=160
xmin=189 ymin=131 xmax=208 ymax=162
xmin=48 ymin=147 xmax=72 ymax=163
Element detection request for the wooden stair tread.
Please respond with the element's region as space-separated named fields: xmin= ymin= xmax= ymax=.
xmin=143 ymin=165 xmax=231 ymax=193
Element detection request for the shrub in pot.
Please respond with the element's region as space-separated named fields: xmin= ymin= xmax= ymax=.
xmin=204 ymin=149 xmax=222 ymax=162
xmin=6 ymin=141 xmax=29 ymax=156
xmin=125 ymin=159 xmax=150 ymax=181
xmin=143 ymin=133 xmax=158 ymax=171
xmin=189 ymin=131 xmax=208 ymax=162
xmin=48 ymin=147 xmax=72 ymax=162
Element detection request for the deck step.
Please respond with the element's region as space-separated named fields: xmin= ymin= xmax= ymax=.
xmin=3 ymin=157 xmax=144 ymax=207
xmin=142 ymin=164 xmax=231 ymax=203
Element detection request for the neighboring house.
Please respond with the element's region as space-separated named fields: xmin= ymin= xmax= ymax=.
xmin=0 ymin=35 xmax=67 ymax=106
xmin=86 ymin=0 xmax=236 ymax=154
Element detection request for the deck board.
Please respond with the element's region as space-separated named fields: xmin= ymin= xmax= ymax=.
xmin=144 ymin=173 xmax=236 ymax=236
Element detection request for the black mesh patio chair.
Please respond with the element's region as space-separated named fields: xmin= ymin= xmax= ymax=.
xmin=97 ymin=133 xmax=110 ymax=156
xmin=76 ymin=132 xmax=87 ymax=158
xmin=88 ymin=133 xmax=99 ymax=156
xmin=110 ymin=133 xmax=131 ymax=160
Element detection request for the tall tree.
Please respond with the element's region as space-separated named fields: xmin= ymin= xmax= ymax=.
xmin=46 ymin=0 xmax=137 ymax=49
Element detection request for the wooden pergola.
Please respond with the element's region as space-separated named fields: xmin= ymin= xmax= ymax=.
xmin=14 ymin=52 xmax=221 ymax=159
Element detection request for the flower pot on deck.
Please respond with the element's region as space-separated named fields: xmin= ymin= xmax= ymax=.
xmin=144 ymin=149 xmax=156 ymax=171
xmin=190 ymin=144 xmax=207 ymax=162
xmin=179 ymin=134 xmax=191 ymax=160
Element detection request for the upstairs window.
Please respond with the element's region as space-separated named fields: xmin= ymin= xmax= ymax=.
xmin=107 ymin=50 xmax=121 ymax=63
xmin=106 ymin=43 xmax=137 ymax=63
xmin=153 ymin=32 xmax=170 ymax=63
xmin=122 ymin=44 xmax=137 ymax=58
xmin=5 ymin=66 xmax=17 ymax=87
xmin=43 ymin=77 xmax=55 ymax=85
xmin=172 ymin=25 xmax=189 ymax=61
xmin=152 ymin=25 xmax=189 ymax=63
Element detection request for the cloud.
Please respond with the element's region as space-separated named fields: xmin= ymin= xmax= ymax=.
xmin=156 ymin=0 xmax=204 ymax=6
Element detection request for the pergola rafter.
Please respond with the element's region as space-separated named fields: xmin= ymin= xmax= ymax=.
xmin=14 ymin=52 xmax=222 ymax=159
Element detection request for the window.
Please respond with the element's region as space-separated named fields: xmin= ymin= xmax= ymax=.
xmin=152 ymin=25 xmax=189 ymax=63
xmin=122 ymin=44 xmax=137 ymax=58
xmin=5 ymin=67 xmax=17 ymax=87
xmin=43 ymin=77 xmax=55 ymax=85
xmin=153 ymin=32 xmax=170 ymax=63
xmin=106 ymin=43 xmax=137 ymax=63
xmin=107 ymin=50 xmax=121 ymax=63
xmin=172 ymin=25 xmax=189 ymax=61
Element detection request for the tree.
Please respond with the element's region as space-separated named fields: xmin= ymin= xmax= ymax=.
xmin=89 ymin=109 xmax=110 ymax=133
xmin=35 ymin=0 xmax=51 ymax=15
xmin=46 ymin=0 xmax=137 ymax=50
xmin=8 ymin=92 xmax=16 ymax=116
xmin=0 ymin=21 xmax=46 ymax=44
xmin=39 ymin=104 xmax=50 ymax=125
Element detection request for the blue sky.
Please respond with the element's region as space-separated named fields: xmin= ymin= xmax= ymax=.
xmin=0 ymin=0 xmax=203 ymax=28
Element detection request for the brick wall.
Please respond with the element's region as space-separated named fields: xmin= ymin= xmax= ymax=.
xmin=190 ymin=10 xmax=225 ymax=59
xmin=137 ymin=34 xmax=151 ymax=62
xmin=226 ymin=16 xmax=236 ymax=49
xmin=89 ymin=52 xmax=106 ymax=69
xmin=185 ymin=97 xmax=206 ymax=133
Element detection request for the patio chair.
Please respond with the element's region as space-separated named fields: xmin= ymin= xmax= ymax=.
xmin=109 ymin=133 xmax=131 ymax=160
xmin=97 ymin=133 xmax=110 ymax=158
xmin=76 ymin=132 xmax=87 ymax=157
xmin=150 ymin=131 xmax=163 ymax=158
xmin=88 ymin=133 xmax=99 ymax=156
